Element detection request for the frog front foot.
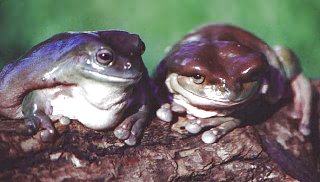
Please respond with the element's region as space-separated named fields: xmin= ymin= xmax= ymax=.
xmin=24 ymin=111 xmax=56 ymax=142
xmin=22 ymin=92 xmax=57 ymax=142
xmin=156 ymin=103 xmax=241 ymax=144
xmin=185 ymin=117 xmax=241 ymax=143
xmin=113 ymin=105 xmax=149 ymax=146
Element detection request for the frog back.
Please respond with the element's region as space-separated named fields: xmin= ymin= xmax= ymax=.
xmin=0 ymin=32 xmax=95 ymax=118
xmin=183 ymin=24 xmax=284 ymax=73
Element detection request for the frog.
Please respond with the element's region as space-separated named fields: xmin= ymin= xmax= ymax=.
xmin=0 ymin=30 xmax=152 ymax=146
xmin=155 ymin=24 xmax=312 ymax=144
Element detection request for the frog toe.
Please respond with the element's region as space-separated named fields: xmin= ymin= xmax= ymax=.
xmin=201 ymin=117 xmax=241 ymax=144
xmin=114 ymin=113 xmax=142 ymax=140
xmin=156 ymin=106 xmax=172 ymax=122
xmin=201 ymin=130 xmax=218 ymax=144
xmin=40 ymin=128 xmax=55 ymax=142
xmin=124 ymin=117 xmax=147 ymax=146
xmin=114 ymin=128 xmax=130 ymax=140
xmin=185 ymin=120 xmax=202 ymax=134
xmin=25 ymin=118 xmax=40 ymax=135
xmin=115 ymin=107 xmax=148 ymax=145
xmin=59 ymin=116 xmax=71 ymax=125
xmin=124 ymin=133 xmax=137 ymax=146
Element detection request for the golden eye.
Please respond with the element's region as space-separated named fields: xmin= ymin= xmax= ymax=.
xmin=192 ymin=74 xmax=205 ymax=84
xmin=96 ymin=48 xmax=114 ymax=66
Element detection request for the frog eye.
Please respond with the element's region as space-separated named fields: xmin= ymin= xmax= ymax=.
xmin=96 ymin=48 xmax=114 ymax=66
xmin=192 ymin=74 xmax=205 ymax=84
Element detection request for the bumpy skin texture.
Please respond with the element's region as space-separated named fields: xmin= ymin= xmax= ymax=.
xmin=0 ymin=30 xmax=152 ymax=145
xmin=155 ymin=24 xmax=312 ymax=143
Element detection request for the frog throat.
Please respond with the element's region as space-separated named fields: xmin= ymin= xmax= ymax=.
xmin=172 ymin=94 xmax=233 ymax=118
xmin=82 ymin=69 xmax=140 ymax=83
xmin=165 ymin=73 xmax=256 ymax=108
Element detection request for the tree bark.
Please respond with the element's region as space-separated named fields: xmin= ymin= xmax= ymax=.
xmin=0 ymin=81 xmax=320 ymax=181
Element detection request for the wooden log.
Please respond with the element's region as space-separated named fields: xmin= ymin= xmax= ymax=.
xmin=0 ymin=82 xmax=319 ymax=181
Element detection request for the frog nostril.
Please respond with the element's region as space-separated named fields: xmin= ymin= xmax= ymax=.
xmin=213 ymin=85 xmax=228 ymax=93
xmin=124 ymin=62 xmax=132 ymax=70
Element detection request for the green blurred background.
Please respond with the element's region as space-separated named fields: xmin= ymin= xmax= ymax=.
xmin=0 ymin=0 xmax=319 ymax=77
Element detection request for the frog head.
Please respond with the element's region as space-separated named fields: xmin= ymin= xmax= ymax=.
xmin=164 ymin=40 xmax=268 ymax=110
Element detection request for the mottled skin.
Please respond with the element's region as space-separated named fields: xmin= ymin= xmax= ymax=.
xmin=0 ymin=30 xmax=152 ymax=145
xmin=155 ymin=24 xmax=312 ymax=143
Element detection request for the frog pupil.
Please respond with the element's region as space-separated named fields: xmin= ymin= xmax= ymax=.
xmin=193 ymin=74 xmax=202 ymax=79
xmin=99 ymin=53 xmax=112 ymax=61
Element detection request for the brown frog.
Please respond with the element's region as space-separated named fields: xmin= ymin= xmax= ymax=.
xmin=155 ymin=24 xmax=312 ymax=143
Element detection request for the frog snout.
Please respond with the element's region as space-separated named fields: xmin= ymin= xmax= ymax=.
xmin=210 ymin=82 xmax=240 ymax=101
xmin=106 ymin=57 xmax=142 ymax=80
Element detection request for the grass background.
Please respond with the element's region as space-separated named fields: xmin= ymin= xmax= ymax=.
xmin=0 ymin=0 xmax=319 ymax=77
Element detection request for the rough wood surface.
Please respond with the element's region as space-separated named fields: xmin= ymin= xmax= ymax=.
xmin=0 ymin=81 xmax=320 ymax=181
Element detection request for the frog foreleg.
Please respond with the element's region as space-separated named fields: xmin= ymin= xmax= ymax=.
xmin=124 ymin=117 xmax=145 ymax=146
xmin=22 ymin=92 xmax=56 ymax=142
xmin=114 ymin=104 xmax=149 ymax=146
xmin=200 ymin=117 xmax=241 ymax=144
xmin=185 ymin=117 xmax=233 ymax=134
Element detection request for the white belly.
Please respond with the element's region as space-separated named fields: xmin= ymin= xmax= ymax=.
xmin=173 ymin=94 xmax=232 ymax=118
xmin=46 ymin=86 xmax=128 ymax=130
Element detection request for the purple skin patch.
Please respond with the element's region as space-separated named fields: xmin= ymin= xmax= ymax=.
xmin=155 ymin=24 xmax=312 ymax=143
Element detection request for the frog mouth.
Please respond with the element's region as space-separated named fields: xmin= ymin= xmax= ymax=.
xmin=167 ymin=73 xmax=254 ymax=108
xmin=83 ymin=69 xmax=142 ymax=83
